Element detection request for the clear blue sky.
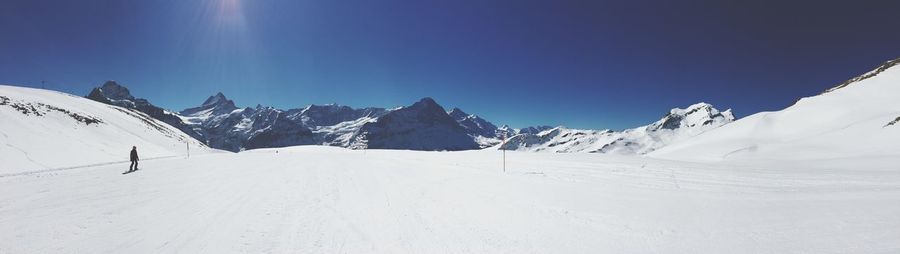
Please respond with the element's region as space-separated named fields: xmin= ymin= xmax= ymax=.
xmin=2 ymin=0 xmax=900 ymax=130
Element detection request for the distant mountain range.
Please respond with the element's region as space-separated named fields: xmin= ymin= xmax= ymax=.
xmin=5 ymin=56 xmax=900 ymax=174
xmin=501 ymin=103 xmax=734 ymax=154
xmin=85 ymin=81 xmax=734 ymax=153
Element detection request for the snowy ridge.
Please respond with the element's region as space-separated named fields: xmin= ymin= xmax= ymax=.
xmin=652 ymin=58 xmax=900 ymax=161
xmin=87 ymin=81 xmax=203 ymax=139
xmin=84 ymin=81 xmax=736 ymax=153
xmin=87 ymin=82 xmax=481 ymax=151
xmin=180 ymin=92 xmax=240 ymax=119
xmin=448 ymin=107 xmax=502 ymax=147
xmin=1 ymin=85 xmax=215 ymax=174
xmin=501 ymin=103 xmax=734 ymax=154
xmin=822 ymin=57 xmax=900 ymax=94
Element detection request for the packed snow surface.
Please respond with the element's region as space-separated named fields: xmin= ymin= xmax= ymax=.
xmin=2 ymin=146 xmax=898 ymax=253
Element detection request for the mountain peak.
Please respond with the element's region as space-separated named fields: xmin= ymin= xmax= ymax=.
xmin=405 ymin=97 xmax=445 ymax=113
xmin=671 ymin=102 xmax=713 ymax=115
xmin=202 ymin=92 xmax=230 ymax=107
xmin=415 ymin=97 xmax=438 ymax=106
xmin=101 ymin=80 xmax=122 ymax=89
xmin=649 ymin=103 xmax=733 ymax=131
xmin=92 ymin=80 xmax=134 ymax=101
xmin=181 ymin=92 xmax=238 ymax=116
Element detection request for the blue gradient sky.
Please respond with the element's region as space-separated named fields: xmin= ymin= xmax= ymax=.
xmin=2 ymin=0 xmax=900 ymax=129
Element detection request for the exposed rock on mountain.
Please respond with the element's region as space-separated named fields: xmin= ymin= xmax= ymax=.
xmin=86 ymin=80 xmax=203 ymax=139
xmin=85 ymin=82 xmax=737 ymax=154
xmin=3 ymin=85 xmax=212 ymax=173
xmin=349 ymin=98 xmax=480 ymax=151
xmin=501 ymin=103 xmax=734 ymax=154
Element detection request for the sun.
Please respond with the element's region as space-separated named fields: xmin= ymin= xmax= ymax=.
xmin=217 ymin=0 xmax=243 ymax=19
xmin=210 ymin=0 xmax=246 ymax=27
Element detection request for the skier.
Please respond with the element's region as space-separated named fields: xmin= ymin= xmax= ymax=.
xmin=128 ymin=146 xmax=139 ymax=172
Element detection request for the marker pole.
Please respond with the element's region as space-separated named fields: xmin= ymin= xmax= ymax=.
xmin=501 ymin=134 xmax=506 ymax=173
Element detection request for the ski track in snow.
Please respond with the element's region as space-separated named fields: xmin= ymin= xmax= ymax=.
xmin=0 ymin=130 xmax=49 ymax=170
xmin=1 ymin=147 xmax=899 ymax=253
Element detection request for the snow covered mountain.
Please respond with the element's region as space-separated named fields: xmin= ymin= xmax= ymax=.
xmin=182 ymin=102 xmax=315 ymax=152
xmin=650 ymin=57 xmax=900 ymax=161
xmin=87 ymin=81 xmax=203 ymax=139
xmin=1 ymin=85 xmax=214 ymax=174
xmin=448 ymin=107 xmax=506 ymax=147
xmin=285 ymin=104 xmax=387 ymax=127
xmin=448 ymin=107 xmax=498 ymax=138
xmin=501 ymin=103 xmax=734 ymax=154
xmin=179 ymin=92 xmax=240 ymax=118
xmin=85 ymin=83 xmax=486 ymax=152
xmin=348 ymin=98 xmax=480 ymax=151
xmin=83 ymin=81 xmax=736 ymax=154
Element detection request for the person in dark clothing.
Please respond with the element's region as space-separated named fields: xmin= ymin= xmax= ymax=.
xmin=129 ymin=146 xmax=139 ymax=172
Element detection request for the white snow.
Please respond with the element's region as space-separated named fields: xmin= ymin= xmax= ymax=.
xmin=4 ymin=58 xmax=900 ymax=252
xmin=651 ymin=59 xmax=900 ymax=161
xmin=502 ymin=103 xmax=734 ymax=154
xmin=1 ymin=146 xmax=898 ymax=253
xmin=0 ymin=85 xmax=217 ymax=175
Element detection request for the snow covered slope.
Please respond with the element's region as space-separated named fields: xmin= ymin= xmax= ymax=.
xmin=652 ymin=58 xmax=900 ymax=161
xmin=502 ymin=103 xmax=734 ymax=154
xmin=2 ymin=146 xmax=898 ymax=253
xmin=1 ymin=85 xmax=214 ymax=175
xmin=87 ymin=81 xmax=203 ymax=139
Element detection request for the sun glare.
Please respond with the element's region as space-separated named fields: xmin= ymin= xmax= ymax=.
xmin=214 ymin=0 xmax=245 ymax=26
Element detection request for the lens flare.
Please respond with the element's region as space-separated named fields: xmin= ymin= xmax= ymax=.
xmin=215 ymin=0 xmax=245 ymax=26
xmin=166 ymin=0 xmax=267 ymax=90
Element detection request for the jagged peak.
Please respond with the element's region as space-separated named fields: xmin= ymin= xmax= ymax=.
xmin=669 ymin=102 xmax=711 ymax=115
xmin=180 ymin=92 xmax=238 ymax=116
xmin=407 ymin=97 xmax=444 ymax=112
xmin=202 ymin=92 xmax=230 ymax=107
xmin=101 ymin=80 xmax=123 ymax=89
xmin=418 ymin=97 xmax=438 ymax=105
xmin=649 ymin=102 xmax=733 ymax=131
xmin=91 ymin=80 xmax=134 ymax=100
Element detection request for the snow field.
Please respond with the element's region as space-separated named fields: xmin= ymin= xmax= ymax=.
xmin=1 ymin=146 xmax=898 ymax=253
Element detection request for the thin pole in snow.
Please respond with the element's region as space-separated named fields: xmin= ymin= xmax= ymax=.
xmin=186 ymin=141 xmax=190 ymax=158
xmin=501 ymin=134 xmax=506 ymax=173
